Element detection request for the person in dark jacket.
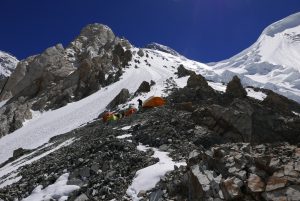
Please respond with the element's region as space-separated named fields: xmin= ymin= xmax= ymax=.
xmin=137 ymin=99 xmax=143 ymax=109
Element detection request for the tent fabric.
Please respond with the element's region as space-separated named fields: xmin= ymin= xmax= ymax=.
xmin=125 ymin=108 xmax=137 ymax=116
xmin=142 ymin=96 xmax=166 ymax=108
xmin=102 ymin=112 xmax=118 ymax=122
xmin=102 ymin=112 xmax=113 ymax=122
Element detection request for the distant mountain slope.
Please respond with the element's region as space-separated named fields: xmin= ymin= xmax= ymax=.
xmin=145 ymin=42 xmax=182 ymax=57
xmin=208 ymin=12 xmax=300 ymax=102
xmin=0 ymin=51 xmax=18 ymax=94
xmin=0 ymin=51 xmax=18 ymax=77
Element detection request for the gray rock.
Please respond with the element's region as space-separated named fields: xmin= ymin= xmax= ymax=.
xmin=74 ymin=193 xmax=89 ymax=201
xmin=79 ymin=167 xmax=90 ymax=178
xmin=159 ymin=144 xmax=169 ymax=152
xmin=221 ymin=177 xmax=241 ymax=200
xmin=13 ymin=147 xmax=30 ymax=158
xmin=91 ymin=163 xmax=100 ymax=173
xmin=106 ymin=88 xmax=130 ymax=110
xmin=67 ymin=178 xmax=84 ymax=187
xmin=138 ymin=190 xmax=147 ymax=197
xmin=137 ymin=49 xmax=144 ymax=57
xmin=247 ymin=174 xmax=265 ymax=192
xmin=149 ymin=189 xmax=163 ymax=201
xmin=135 ymin=81 xmax=151 ymax=94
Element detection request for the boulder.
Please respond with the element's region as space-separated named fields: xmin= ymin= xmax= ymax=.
xmin=192 ymin=99 xmax=253 ymax=143
xmin=13 ymin=147 xmax=30 ymax=158
xmin=221 ymin=177 xmax=242 ymax=200
xmin=187 ymin=165 xmax=205 ymax=200
xmin=149 ymin=189 xmax=163 ymax=201
xmin=74 ymin=193 xmax=89 ymax=201
xmin=137 ymin=49 xmax=144 ymax=57
xmin=266 ymin=177 xmax=288 ymax=191
xmin=135 ymin=81 xmax=151 ymax=94
xmin=106 ymin=88 xmax=130 ymax=109
xmin=263 ymin=185 xmax=300 ymax=201
xmin=247 ymin=174 xmax=265 ymax=192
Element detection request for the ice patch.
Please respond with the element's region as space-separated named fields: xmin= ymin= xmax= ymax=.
xmin=116 ymin=134 xmax=132 ymax=139
xmin=120 ymin=126 xmax=132 ymax=130
xmin=293 ymin=111 xmax=300 ymax=117
xmin=0 ymin=100 xmax=7 ymax=108
xmin=208 ymin=81 xmax=226 ymax=92
xmin=246 ymin=88 xmax=267 ymax=101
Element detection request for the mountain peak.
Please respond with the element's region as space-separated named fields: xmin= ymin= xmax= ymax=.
xmin=145 ymin=42 xmax=182 ymax=57
xmin=262 ymin=12 xmax=300 ymax=37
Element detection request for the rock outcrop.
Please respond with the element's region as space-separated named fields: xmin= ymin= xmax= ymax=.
xmin=225 ymin=75 xmax=247 ymax=98
xmin=106 ymin=88 xmax=130 ymax=110
xmin=176 ymin=64 xmax=194 ymax=78
xmin=135 ymin=81 xmax=151 ymax=94
xmin=0 ymin=24 xmax=134 ymax=137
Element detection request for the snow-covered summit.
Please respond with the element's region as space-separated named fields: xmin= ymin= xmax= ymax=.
xmin=0 ymin=51 xmax=18 ymax=77
xmin=209 ymin=12 xmax=300 ymax=102
xmin=145 ymin=42 xmax=182 ymax=57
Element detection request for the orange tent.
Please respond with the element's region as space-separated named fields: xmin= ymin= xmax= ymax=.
xmin=142 ymin=96 xmax=166 ymax=108
xmin=124 ymin=107 xmax=137 ymax=116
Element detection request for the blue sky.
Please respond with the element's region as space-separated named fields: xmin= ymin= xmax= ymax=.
xmin=1 ymin=0 xmax=300 ymax=62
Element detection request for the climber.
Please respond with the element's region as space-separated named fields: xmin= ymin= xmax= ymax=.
xmin=138 ymin=99 xmax=143 ymax=109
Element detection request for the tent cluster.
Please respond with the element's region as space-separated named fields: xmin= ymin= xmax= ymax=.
xmin=102 ymin=96 xmax=166 ymax=123
xmin=102 ymin=108 xmax=137 ymax=123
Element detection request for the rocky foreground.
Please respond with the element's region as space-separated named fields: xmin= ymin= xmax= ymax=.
xmin=0 ymin=72 xmax=300 ymax=201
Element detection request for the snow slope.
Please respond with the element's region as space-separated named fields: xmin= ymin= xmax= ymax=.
xmin=0 ymin=51 xmax=18 ymax=77
xmin=208 ymin=12 xmax=300 ymax=102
